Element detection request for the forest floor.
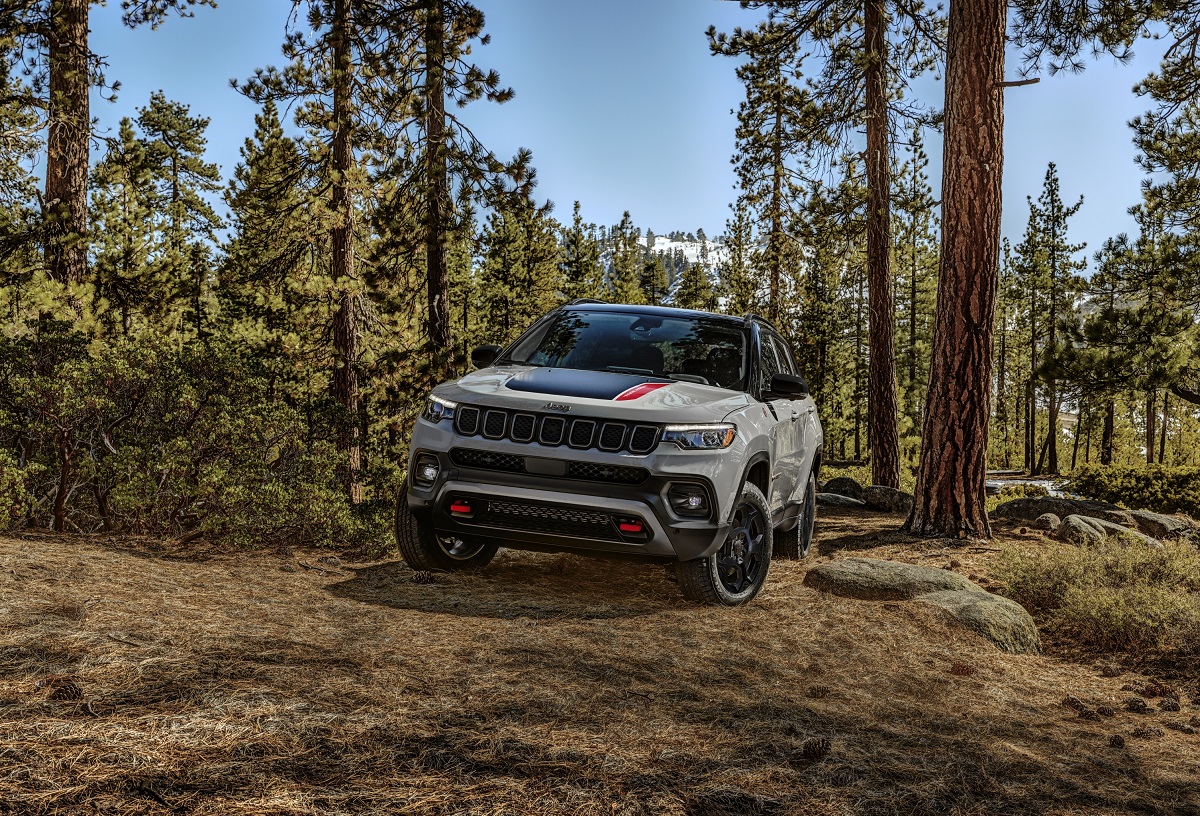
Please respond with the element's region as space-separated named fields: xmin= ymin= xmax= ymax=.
xmin=2 ymin=509 xmax=1199 ymax=816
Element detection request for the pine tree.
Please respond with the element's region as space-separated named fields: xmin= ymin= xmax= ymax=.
xmin=640 ymin=253 xmax=668 ymax=306
xmin=0 ymin=0 xmax=215 ymax=285
xmin=1011 ymin=163 xmax=1086 ymax=475
xmin=477 ymin=197 xmax=562 ymax=344
xmin=560 ymin=201 xmax=604 ymax=301
xmin=89 ymin=118 xmax=162 ymax=335
xmin=610 ymin=212 xmax=643 ymax=304
xmin=891 ymin=128 xmax=939 ymax=460
xmin=719 ymin=198 xmax=760 ymax=315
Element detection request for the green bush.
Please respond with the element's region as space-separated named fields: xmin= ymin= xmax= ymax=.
xmin=0 ymin=451 xmax=30 ymax=529
xmin=1067 ymin=464 xmax=1200 ymax=516
xmin=996 ymin=538 xmax=1200 ymax=660
xmin=998 ymin=483 xmax=1050 ymax=499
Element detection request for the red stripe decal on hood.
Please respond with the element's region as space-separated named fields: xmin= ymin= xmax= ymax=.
xmin=615 ymin=382 xmax=668 ymax=401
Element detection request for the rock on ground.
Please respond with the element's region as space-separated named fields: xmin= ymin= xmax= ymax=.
xmin=822 ymin=476 xmax=865 ymax=501
xmin=1033 ymin=513 xmax=1061 ymax=532
xmin=803 ymin=557 xmax=977 ymax=601
xmin=804 ymin=558 xmax=1040 ymax=654
xmin=1054 ymin=514 xmax=1161 ymax=548
xmin=817 ymin=493 xmax=867 ymax=508
xmin=993 ymin=497 xmax=1133 ymax=527
xmin=861 ymin=485 xmax=915 ymax=514
xmin=918 ymin=590 xmax=1043 ymax=655
xmin=1126 ymin=509 xmax=1199 ymax=542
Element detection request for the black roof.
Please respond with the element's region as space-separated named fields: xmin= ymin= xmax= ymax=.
xmin=561 ymin=301 xmax=785 ymax=334
xmin=561 ymin=301 xmax=748 ymax=328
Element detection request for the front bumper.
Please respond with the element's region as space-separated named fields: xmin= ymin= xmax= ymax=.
xmin=406 ymin=421 xmax=740 ymax=561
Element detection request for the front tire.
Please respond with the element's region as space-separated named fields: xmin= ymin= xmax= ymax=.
xmin=676 ymin=483 xmax=772 ymax=606
xmin=395 ymin=496 xmax=499 ymax=572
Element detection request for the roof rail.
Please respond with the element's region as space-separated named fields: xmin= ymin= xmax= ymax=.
xmin=742 ymin=312 xmax=783 ymax=332
xmin=566 ymin=298 xmax=608 ymax=306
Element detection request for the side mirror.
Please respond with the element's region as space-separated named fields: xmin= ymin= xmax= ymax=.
xmin=470 ymin=344 xmax=503 ymax=369
xmin=769 ymin=372 xmax=809 ymax=399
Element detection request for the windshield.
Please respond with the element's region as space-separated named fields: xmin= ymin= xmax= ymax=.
xmin=503 ymin=310 xmax=749 ymax=391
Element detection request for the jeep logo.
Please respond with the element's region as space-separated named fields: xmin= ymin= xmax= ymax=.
xmin=544 ymin=402 xmax=571 ymax=413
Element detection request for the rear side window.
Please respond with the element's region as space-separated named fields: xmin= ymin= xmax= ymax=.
xmin=769 ymin=335 xmax=798 ymax=377
xmin=758 ymin=333 xmax=782 ymax=393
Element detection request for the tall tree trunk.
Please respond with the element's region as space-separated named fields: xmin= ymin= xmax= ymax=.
xmin=854 ymin=269 xmax=864 ymax=461
xmin=331 ymin=0 xmax=361 ymax=504
xmin=44 ymin=0 xmax=90 ymax=285
xmin=1160 ymin=391 xmax=1169 ymax=464
xmin=767 ymin=82 xmax=784 ymax=324
xmin=425 ymin=0 xmax=454 ymax=383
xmin=864 ymin=0 xmax=901 ymax=489
xmin=1100 ymin=399 xmax=1114 ymax=465
xmin=1145 ymin=389 xmax=1157 ymax=465
xmin=903 ymin=0 xmax=1005 ymax=538
xmin=53 ymin=431 xmax=72 ymax=532
xmin=1070 ymin=400 xmax=1083 ymax=471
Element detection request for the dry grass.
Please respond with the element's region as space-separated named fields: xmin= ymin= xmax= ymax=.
xmin=2 ymin=509 xmax=1199 ymax=815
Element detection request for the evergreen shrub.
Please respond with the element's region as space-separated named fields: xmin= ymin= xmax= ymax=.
xmin=997 ymin=538 xmax=1200 ymax=660
xmin=0 ymin=451 xmax=30 ymax=529
xmin=1068 ymin=464 xmax=1200 ymax=516
xmin=0 ymin=324 xmax=383 ymax=548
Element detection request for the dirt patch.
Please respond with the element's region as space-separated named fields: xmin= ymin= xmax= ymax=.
xmin=1 ymin=512 xmax=1198 ymax=815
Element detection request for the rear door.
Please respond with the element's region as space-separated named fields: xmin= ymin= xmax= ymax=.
xmin=756 ymin=331 xmax=796 ymax=513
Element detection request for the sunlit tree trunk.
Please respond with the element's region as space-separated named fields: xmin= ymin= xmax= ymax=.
xmin=904 ymin=0 xmax=1005 ymax=538
xmin=44 ymin=0 xmax=90 ymax=284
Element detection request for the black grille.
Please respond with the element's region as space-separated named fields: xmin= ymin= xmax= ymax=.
xmin=456 ymin=406 xmax=480 ymax=436
xmin=454 ymin=404 xmax=659 ymax=455
xmin=450 ymin=448 xmax=524 ymax=473
xmin=598 ymin=422 xmax=625 ymax=451
xmin=483 ymin=410 xmax=507 ymax=439
xmin=511 ymin=413 xmax=536 ymax=442
xmin=567 ymin=461 xmax=649 ymax=485
xmin=569 ymin=419 xmax=596 ymax=448
xmin=540 ymin=416 xmax=566 ymax=445
xmin=477 ymin=499 xmax=620 ymax=541
xmin=629 ymin=425 xmax=659 ymax=454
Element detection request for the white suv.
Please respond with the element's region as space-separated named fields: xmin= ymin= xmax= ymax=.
xmin=397 ymin=302 xmax=823 ymax=605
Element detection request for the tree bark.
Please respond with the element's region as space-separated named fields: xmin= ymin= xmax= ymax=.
xmin=864 ymin=0 xmax=901 ymax=489
xmin=1145 ymin=389 xmax=1156 ymax=465
xmin=44 ymin=0 xmax=90 ymax=285
xmin=1160 ymin=391 xmax=1169 ymax=464
xmin=425 ymin=0 xmax=454 ymax=382
xmin=1100 ymin=399 xmax=1114 ymax=465
xmin=903 ymin=0 xmax=1005 ymax=538
xmin=331 ymin=0 xmax=361 ymax=504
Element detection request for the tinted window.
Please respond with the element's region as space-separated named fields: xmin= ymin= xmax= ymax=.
xmin=758 ymin=332 xmax=782 ymax=393
xmin=503 ymin=310 xmax=750 ymax=390
xmin=769 ymin=335 xmax=797 ymax=376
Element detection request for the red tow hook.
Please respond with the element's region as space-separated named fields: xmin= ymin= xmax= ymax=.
xmin=449 ymin=499 xmax=473 ymax=515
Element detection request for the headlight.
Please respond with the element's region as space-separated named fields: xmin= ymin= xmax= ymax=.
xmin=661 ymin=423 xmax=737 ymax=450
xmin=421 ymin=394 xmax=457 ymax=423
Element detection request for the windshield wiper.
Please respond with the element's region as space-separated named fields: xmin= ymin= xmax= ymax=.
xmin=604 ymin=365 xmax=656 ymax=376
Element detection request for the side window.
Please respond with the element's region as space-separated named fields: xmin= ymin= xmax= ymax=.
xmin=769 ymin=335 xmax=798 ymax=377
xmin=758 ymin=333 xmax=782 ymax=394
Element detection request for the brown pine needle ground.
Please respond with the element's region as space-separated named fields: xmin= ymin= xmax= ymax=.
xmin=2 ymin=508 xmax=1198 ymax=815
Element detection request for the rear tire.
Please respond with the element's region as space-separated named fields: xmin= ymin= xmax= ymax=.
xmin=395 ymin=496 xmax=499 ymax=572
xmin=676 ymin=483 xmax=772 ymax=606
xmin=774 ymin=471 xmax=817 ymax=560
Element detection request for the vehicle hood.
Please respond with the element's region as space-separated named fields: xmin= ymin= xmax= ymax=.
xmin=435 ymin=365 xmax=754 ymax=423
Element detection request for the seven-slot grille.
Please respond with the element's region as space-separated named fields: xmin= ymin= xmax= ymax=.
xmin=454 ymin=406 xmax=659 ymax=455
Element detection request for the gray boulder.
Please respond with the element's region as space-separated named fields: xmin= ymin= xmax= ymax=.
xmin=816 ymin=492 xmax=867 ymax=508
xmin=822 ymin=476 xmax=865 ymax=501
xmin=804 ymin=558 xmax=1041 ymax=654
xmin=1054 ymin=514 xmax=1160 ymax=548
xmin=993 ymin=496 xmax=1134 ymax=527
xmin=1126 ymin=509 xmax=1199 ymax=542
xmin=1033 ymin=513 xmax=1061 ymax=532
xmin=861 ymin=485 xmax=915 ymax=514
xmin=803 ymin=557 xmax=976 ymax=601
xmin=919 ymin=590 xmax=1042 ymax=654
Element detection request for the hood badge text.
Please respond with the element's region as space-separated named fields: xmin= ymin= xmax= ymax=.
xmin=544 ymin=402 xmax=571 ymax=413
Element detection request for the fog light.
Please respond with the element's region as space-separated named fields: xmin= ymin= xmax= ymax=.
xmin=668 ymin=483 xmax=711 ymax=518
xmin=413 ymin=454 xmax=440 ymax=486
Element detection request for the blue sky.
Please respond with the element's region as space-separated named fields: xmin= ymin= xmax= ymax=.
xmin=87 ymin=0 xmax=1169 ymax=265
